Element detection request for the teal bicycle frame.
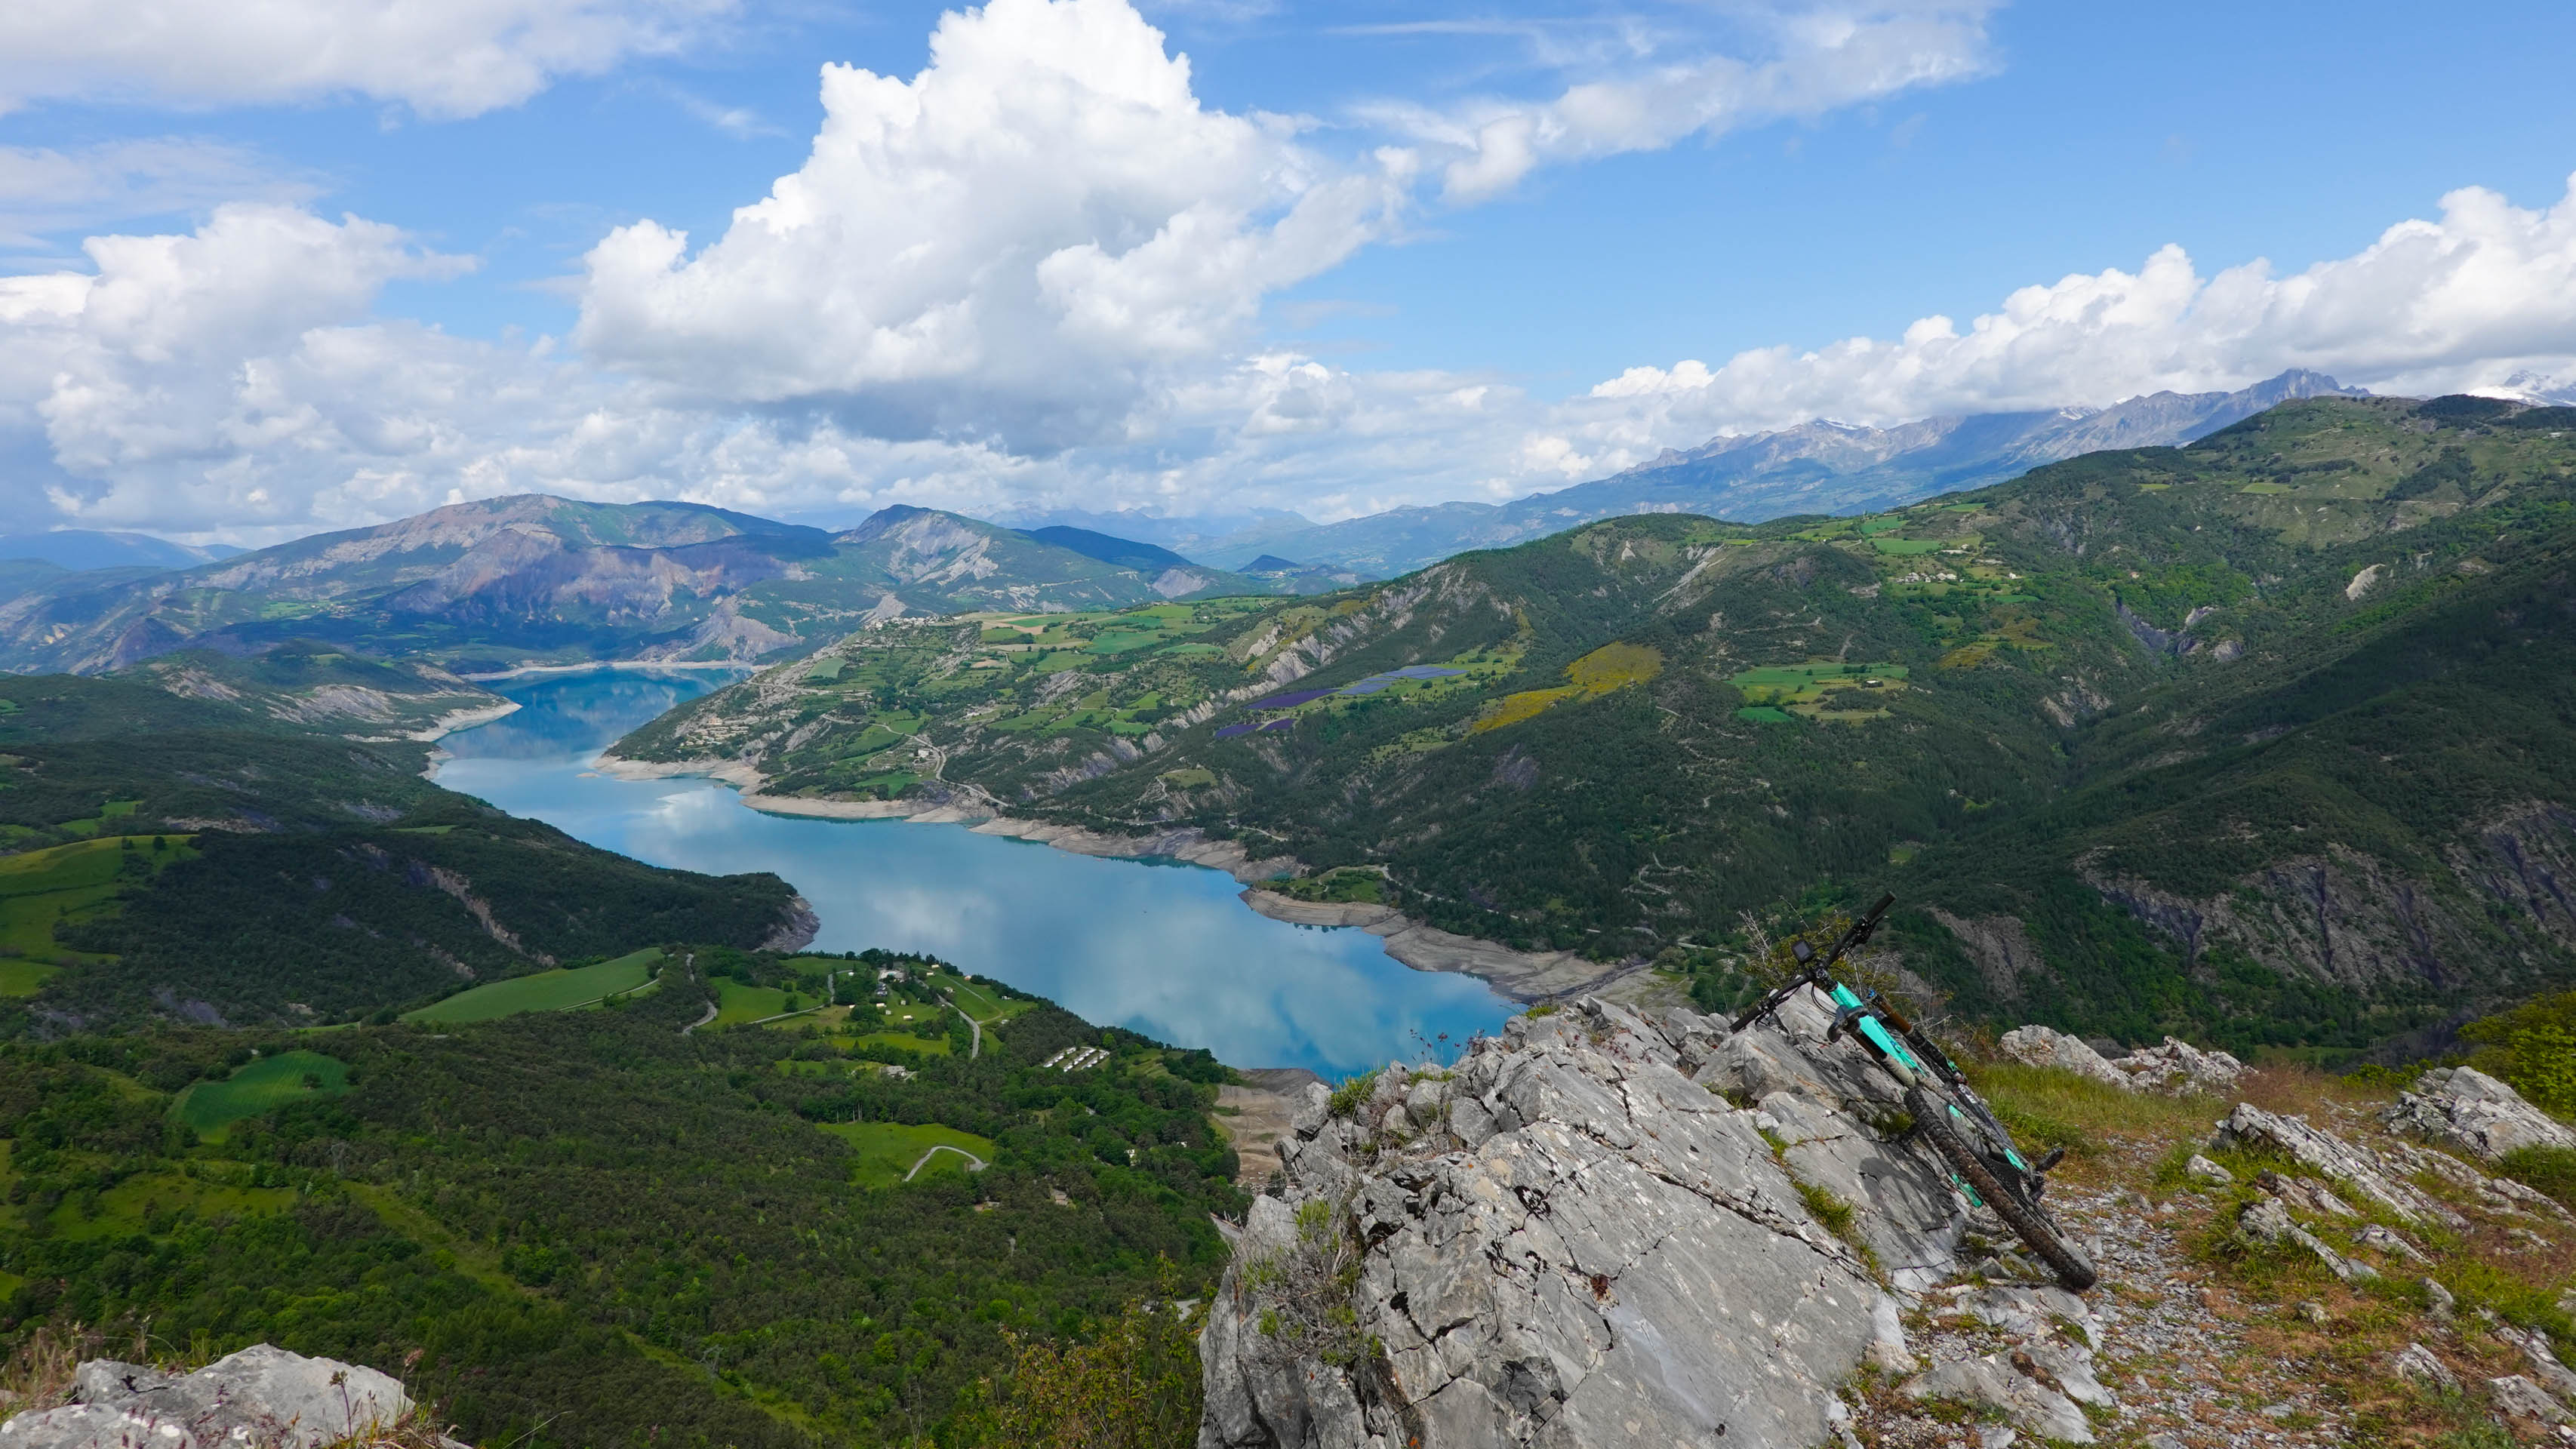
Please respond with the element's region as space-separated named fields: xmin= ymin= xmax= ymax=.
xmin=1824 ymin=979 xmax=2032 ymax=1176
xmin=1827 ymin=980 xmax=1925 ymax=1079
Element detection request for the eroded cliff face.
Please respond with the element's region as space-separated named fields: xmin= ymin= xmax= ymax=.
xmin=1940 ymin=798 xmax=2576 ymax=1015
xmin=1197 ymin=995 xmax=1965 ymax=1449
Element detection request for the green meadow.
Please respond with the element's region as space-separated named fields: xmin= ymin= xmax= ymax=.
xmin=171 ymin=1050 xmax=349 ymax=1142
xmin=0 ymin=835 xmax=199 ymax=983
xmin=714 ymin=977 xmax=796 ymax=1025
xmin=402 ymin=948 xmax=663 ymax=1024
xmin=818 ymin=1121 xmax=996 ymax=1189
xmin=937 ymin=974 xmax=1014 ymax=1021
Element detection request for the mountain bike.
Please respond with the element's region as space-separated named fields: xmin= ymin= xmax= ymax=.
xmin=1731 ymin=894 xmax=2097 ymax=1291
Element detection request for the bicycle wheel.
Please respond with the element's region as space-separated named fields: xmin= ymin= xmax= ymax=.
xmin=1907 ymin=1083 xmax=2097 ymax=1291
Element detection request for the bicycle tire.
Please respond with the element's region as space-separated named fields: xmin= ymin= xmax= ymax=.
xmin=1907 ymin=1083 xmax=2097 ymax=1291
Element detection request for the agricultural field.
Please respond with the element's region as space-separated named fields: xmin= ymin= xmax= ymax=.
xmin=1263 ymin=866 xmax=1388 ymax=905
xmin=712 ymin=977 xmax=793 ymax=1026
xmin=402 ymin=947 xmax=663 ymax=1024
xmin=0 ymin=834 xmax=198 ymax=980
xmin=1728 ymin=661 xmax=1911 ymax=721
xmin=817 ymin=1121 xmax=996 ymax=1189
xmin=934 ymin=971 xmax=1028 ymax=1023
xmin=0 ymin=958 xmax=57 ymax=996
xmin=171 ymin=1049 xmax=349 ymax=1142
xmin=877 ymin=997 xmax=949 ymax=1032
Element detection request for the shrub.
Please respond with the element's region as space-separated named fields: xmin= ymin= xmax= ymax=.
xmin=2496 ymin=1145 xmax=2576 ymax=1212
xmin=2461 ymin=989 xmax=2576 ymax=1117
xmin=974 ymin=1286 xmax=1203 ymax=1449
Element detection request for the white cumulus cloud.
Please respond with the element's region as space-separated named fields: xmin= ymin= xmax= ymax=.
xmin=8 ymin=3 xmax=2576 ymax=551
xmin=0 ymin=0 xmax=737 ymax=118
xmin=574 ymin=0 xmax=1399 ymax=451
xmin=1574 ymin=172 xmax=2576 ymax=443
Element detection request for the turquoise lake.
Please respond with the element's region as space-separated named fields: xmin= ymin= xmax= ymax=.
xmin=433 ymin=670 xmax=1514 ymax=1076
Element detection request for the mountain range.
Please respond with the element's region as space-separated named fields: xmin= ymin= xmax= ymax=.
xmin=0 ymin=498 xmax=1326 ymax=676
xmin=1174 ymin=368 xmax=2368 ymax=577
xmin=0 ymin=371 xmax=2362 ymax=678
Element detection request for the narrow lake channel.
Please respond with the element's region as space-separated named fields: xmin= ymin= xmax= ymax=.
xmin=432 ymin=670 xmax=1516 ymax=1077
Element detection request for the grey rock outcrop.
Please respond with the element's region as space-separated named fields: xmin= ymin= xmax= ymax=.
xmin=2380 ymin=1066 xmax=2576 ymax=1163
xmin=2493 ymin=1324 xmax=2576 ymax=1405
xmin=2208 ymin=1103 xmax=2464 ymax=1228
xmin=2110 ymin=1037 xmax=2245 ymax=1096
xmin=1900 ymin=1352 xmax=2096 ymax=1443
xmin=1996 ymin=1026 xmax=2242 ymax=1096
xmin=0 ymin=1346 xmax=420 ymax=1449
xmin=2391 ymin=1343 xmax=2460 ymax=1395
xmin=2182 ymin=1154 xmax=2233 ymax=1186
xmin=1997 ymin=1027 xmax=2128 ymax=1089
xmin=2490 ymin=1375 xmax=2572 ymax=1426
xmin=1196 ymin=995 xmax=1973 ymax=1449
xmin=2237 ymin=1197 xmax=2376 ymax=1283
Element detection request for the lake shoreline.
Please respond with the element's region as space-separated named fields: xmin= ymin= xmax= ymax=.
xmin=455 ymin=659 xmax=758 ymax=683
xmin=591 ymin=752 xmax=1633 ymax=1004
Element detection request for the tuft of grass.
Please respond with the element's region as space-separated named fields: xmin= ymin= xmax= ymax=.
xmin=1791 ymin=1179 xmax=1885 ymax=1281
xmin=1326 ymin=1069 xmax=1380 ymax=1120
xmin=1962 ymin=1060 xmax=2218 ymax=1183
xmin=0 ymin=1323 xmax=142 ymax=1413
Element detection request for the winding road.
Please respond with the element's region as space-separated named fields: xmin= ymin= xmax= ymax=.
xmin=942 ymin=992 xmax=983 ymax=1059
xmin=901 ymin=1143 xmax=988 ymax=1181
xmin=681 ymin=999 xmax=717 ymax=1035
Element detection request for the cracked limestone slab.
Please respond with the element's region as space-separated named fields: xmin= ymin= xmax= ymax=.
xmin=1199 ymin=998 xmax=1973 ymax=1449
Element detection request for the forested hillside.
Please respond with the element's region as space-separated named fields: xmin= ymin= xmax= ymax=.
xmin=613 ymin=395 xmax=2576 ymax=1054
xmin=0 ymin=954 xmax=1238 ymax=1448
xmin=0 ymin=671 xmax=802 ymax=1032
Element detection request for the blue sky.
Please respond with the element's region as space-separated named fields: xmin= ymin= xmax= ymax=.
xmin=3 ymin=0 xmax=2575 ymax=541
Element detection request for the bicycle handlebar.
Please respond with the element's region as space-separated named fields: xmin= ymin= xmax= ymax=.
xmin=1731 ymin=892 xmax=1897 ymax=1032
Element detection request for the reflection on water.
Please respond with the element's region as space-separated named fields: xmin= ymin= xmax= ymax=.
xmin=435 ymin=670 xmax=1514 ymax=1076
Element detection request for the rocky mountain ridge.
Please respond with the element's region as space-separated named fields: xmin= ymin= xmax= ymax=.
xmin=0 ymin=497 xmax=1302 ymax=677
xmin=1196 ymin=371 xmax=2365 ymax=577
